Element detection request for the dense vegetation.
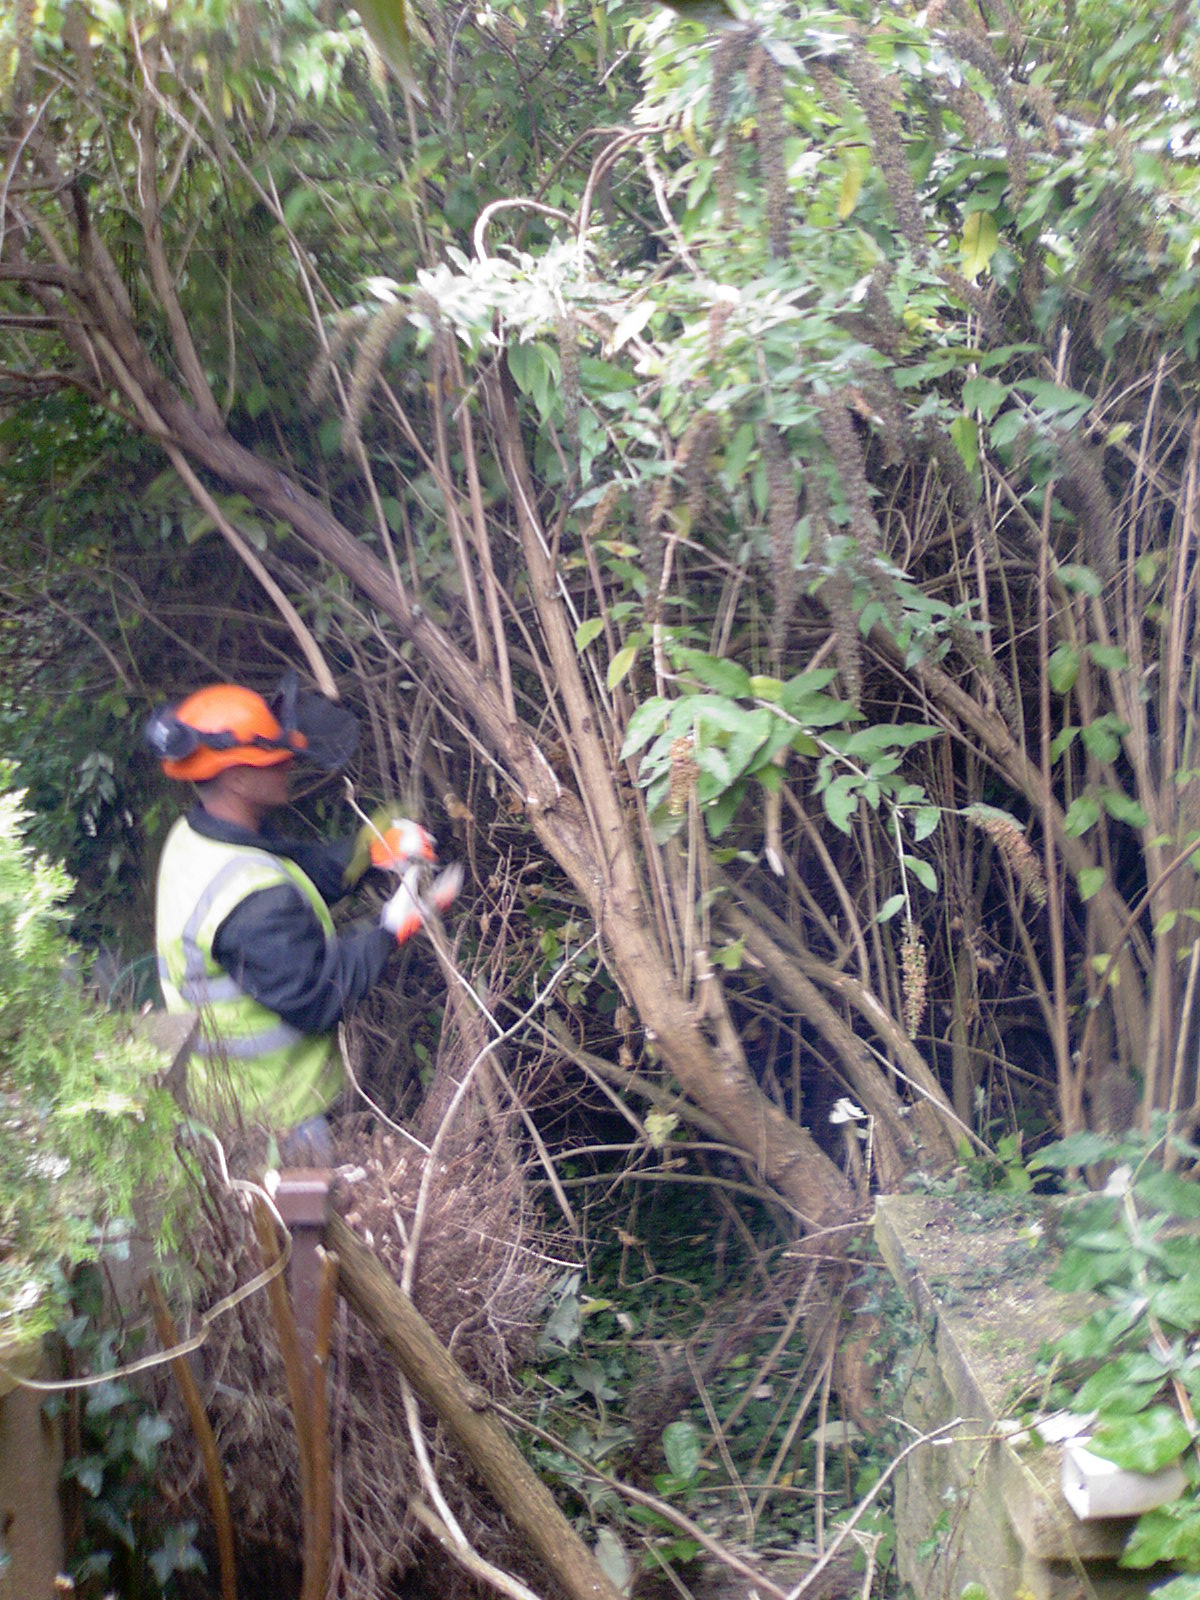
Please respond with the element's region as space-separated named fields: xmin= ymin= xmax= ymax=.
xmin=2 ymin=0 xmax=1200 ymax=1592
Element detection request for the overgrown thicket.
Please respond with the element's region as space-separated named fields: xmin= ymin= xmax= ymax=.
xmin=3 ymin=0 xmax=1200 ymax=1589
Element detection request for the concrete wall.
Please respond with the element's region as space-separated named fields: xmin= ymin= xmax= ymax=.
xmin=0 ymin=1345 xmax=64 ymax=1600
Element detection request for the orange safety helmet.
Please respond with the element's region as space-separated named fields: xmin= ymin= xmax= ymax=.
xmin=144 ymin=684 xmax=308 ymax=782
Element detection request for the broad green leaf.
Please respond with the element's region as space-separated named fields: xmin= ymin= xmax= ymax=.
xmin=1134 ymin=1167 xmax=1200 ymax=1221
xmin=607 ymin=644 xmax=639 ymax=691
xmin=355 ymin=0 xmax=418 ymax=95
xmin=575 ymin=617 xmax=605 ymax=652
xmin=1089 ymin=644 xmax=1130 ymax=672
xmin=749 ymin=674 xmax=783 ymax=702
xmin=911 ymin=806 xmax=940 ymax=843
xmin=1078 ymin=866 xmax=1106 ymax=901
xmin=1019 ymin=380 xmax=1094 ymax=417
xmin=674 ymin=648 xmax=752 ymax=699
xmin=823 ymin=775 xmax=860 ymax=834
xmin=620 ymin=698 xmax=670 ymax=759
xmin=724 ymin=422 xmax=756 ymax=484
xmin=1089 ymin=1406 xmax=1191 ymax=1475
xmin=961 ymin=210 xmax=999 ymax=281
xmin=877 ymin=893 xmax=906 ymax=923
xmin=1080 ymin=719 xmax=1125 ymax=764
xmin=961 ymin=376 xmax=1009 ymax=421
xmin=950 ymin=414 xmax=979 ymax=472
xmin=1101 ymin=791 xmax=1149 ymax=829
xmin=663 ymin=1420 xmax=702 ymax=1483
xmin=1048 ymin=645 xmax=1079 ymax=695
xmin=837 ymin=156 xmax=865 ymax=219
xmin=905 ymin=855 xmax=937 ymax=893
xmin=1057 ymin=564 xmax=1103 ymax=597
xmin=1121 ymin=1503 xmax=1200 ymax=1571
xmin=1063 ymin=794 xmax=1101 ymax=837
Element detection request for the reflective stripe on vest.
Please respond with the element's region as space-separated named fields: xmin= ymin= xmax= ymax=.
xmin=155 ymin=817 xmax=344 ymax=1128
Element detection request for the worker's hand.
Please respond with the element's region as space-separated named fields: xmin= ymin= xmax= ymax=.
xmin=379 ymin=862 xmax=464 ymax=946
xmin=370 ymin=816 xmax=437 ymax=871
xmin=342 ymin=806 xmax=434 ymax=887
xmin=342 ymin=803 xmax=401 ymax=888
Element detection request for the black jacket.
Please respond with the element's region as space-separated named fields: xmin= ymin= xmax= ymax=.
xmin=188 ymin=806 xmax=395 ymax=1035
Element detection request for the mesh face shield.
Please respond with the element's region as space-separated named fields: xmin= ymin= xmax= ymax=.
xmin=267 ymin=672 xmax=360 ymax=773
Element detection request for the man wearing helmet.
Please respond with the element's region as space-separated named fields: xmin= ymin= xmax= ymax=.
xmin=145 ymin=680 xmax=460 ymax=1164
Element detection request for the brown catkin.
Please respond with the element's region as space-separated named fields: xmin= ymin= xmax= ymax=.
xmin=808 ymin=478 xmax=862 ymax=709
xmin=344 ymin=300 xmax=411 ymax=452
xmin=762 ymin=424 xmax=798 ymax=661
xmin=944 ymin=28 xmax=1026 ymax=210
xmin=555 ymin=311 xmax=581 ymax=455
xmin=843 ymin=46 xmax=927 ymax=257
xmin=965 ymin=805 xmax=1047 ymax=908
xmin=747 ymin=44 xmax=790 ymax=261
xmin=307 ymin=309 xmax=365 ymax=405
xmin=1059 ymin=434 xmax=1118 ymax=582
xmin=708 ymin=299 xmax=735 ymax=362
xmin=676 ymin=412 xmax=717 ymax=531
xmin=668 ymin=735 xmax=699 ymax=816
xmin=584 ymin=482 xmax=622 ymax=542
xmin=901 ymin=920 xmax=928 ymax=1040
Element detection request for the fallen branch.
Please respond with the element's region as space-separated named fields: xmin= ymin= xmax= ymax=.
xmin=325 ymin=1212 xmax=623 ymax=1600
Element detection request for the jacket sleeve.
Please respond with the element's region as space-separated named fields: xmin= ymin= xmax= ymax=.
xmin=211 ymin=883 xmax=395 ymax=1034
xmin=261 ymin=834 xmax=358 ymax=904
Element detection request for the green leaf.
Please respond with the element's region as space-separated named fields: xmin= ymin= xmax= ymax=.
xmin=877 ymin=893 xmax=906 ymax=923
xmin=911 ymin=805 xmax=940 ymax=843
xmin=663 ymin=1420 xmax=702 ymax=1483
xmin=674 ymin=648 xmax=752 ymax=699
xmin=961 ymin=210 xmax=999 ymax=281
xmin=575 ymin=617 xmax=605 ymax=652
xmin=1063 ymin=795 xmax=1101 ymax=837
xmin=724 ymin=422 xmax=756 ymax=484
xmin=823 ymin=775 xmax=860 ymax=834
xmin=1080 ymin=719 xmax=1125 ymax=764
xmin=1057 ymin=563 xmax=1103 ymax=597
xmin=950 ymin=414 xmax=979 ymax=472
xmin=905 ymin=856 xmax=938 ymax=893
xmin=1078 ymin=866 xmax=1107 ymax=901
xmin=607 ymin=644 xmax=638 ymax=691
xmin=1019 ymin=380 xmax=1094 ymax=418
xmin=620 ymin=698 xmax=670 ymax=759
xmin=1101 ymin=791 xmax=1149 ymax=829
xmin=1048 ymin=645 xmax=1080 ymax=695
xmin=1121 ymin=1502 xmax=1200 ymax=1571
xmin=1090 ymin=1406 xmax=1191 ymax=1475
xmin=961 ymin=376 xmax=1009 ymax=421
xmin=1089 ymin=644 xmax=1130 ymax=671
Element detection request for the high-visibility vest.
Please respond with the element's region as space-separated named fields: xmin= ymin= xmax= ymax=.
xmin=155 ymin=817 xmax=344 ymax=1130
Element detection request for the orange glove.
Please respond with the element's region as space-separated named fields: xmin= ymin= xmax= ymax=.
xmin=370 ymin=817 xmax=437 ymax=871
xmin=379 ymin=862 xmax=464 ymax=945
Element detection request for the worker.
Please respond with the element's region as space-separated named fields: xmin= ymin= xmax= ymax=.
xmin=143 ymin=677 xmax=460 ymax=1164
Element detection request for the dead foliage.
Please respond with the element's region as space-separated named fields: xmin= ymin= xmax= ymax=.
xmin=150 ymin=1096 xmax=558 ymax=1600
